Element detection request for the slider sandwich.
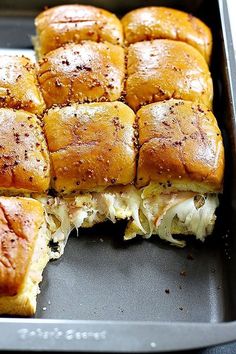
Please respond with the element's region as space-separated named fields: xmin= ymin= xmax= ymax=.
xmin=34 ymin=4 xmax=123 ymax=58
xmin=0 ymin=197 xmax=50 ymax=316
xmin=0 ymin=52 xmax=73 ymax=260
xmin=0 ymin=107 xmax=70 ymax=258
xmin=38 ymin=42 xmax=125 ymax=108
xmin=126 ymin=39 xmax=213 ymax=111
xmin=0 ymin=55 xmax=45 ymax=114
xmin=122 ymin=7 xmax=212 ymax=64
xmin=125 ymin=99 xmax=224 ymax=246
xmin=42 ymin=99 xmax=224 ymax=247
xmin=0 ymin=58 xmax=70 ymax=315
xmin=0 ymin=108 xmax=50 ymax=193
xmin=41 ymin=101 xmax=142 ymax=235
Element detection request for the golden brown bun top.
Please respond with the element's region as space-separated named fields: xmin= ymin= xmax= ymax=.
xmin=0 ymin=197 xmax=44 ymax=296
xmin=38 ymin=42 xmax=125 ymax=108
xmin=126 ymin=39 xmax=213 ymax=112
xmin=0 ymin=108 xmax=50 ymax=193
xmin=35 ymin=4 xmax=123 ymax=57
xmin=43 ymin=102 xmax=136 ymax=194
xmin=137 ymin=99 xmax=224 ymax=192
xmin=0 ymin=55 xmax=45 ymax=114
xmin=122 ymin=7 xmax=212 ymax=64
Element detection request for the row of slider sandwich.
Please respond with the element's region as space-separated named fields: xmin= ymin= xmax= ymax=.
xmin=0 ymin=5 xmax=224 ymax=316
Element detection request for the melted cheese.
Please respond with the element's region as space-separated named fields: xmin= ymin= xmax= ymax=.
xmin=125 ymin=183 xmax=219 ymax=247
xmin=36 ymin=183 xmax=220 ymax=256
xmin=36 ymin=196 xmax=72 ymax=259
xmin=68 ymin=185 xmax=145 ymax=233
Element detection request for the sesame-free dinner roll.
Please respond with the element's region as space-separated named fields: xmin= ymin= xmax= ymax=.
xmin=121 ymin=99 xmax=224 ymax=245
xmin=0 ymin=197 xmax=49 ymax=316
xmin=43 ymin=102 xmax=136 ymax=194
xmin=0 ymin=55 xmax=45 ymax=114
xmin=126 ymin=39 xmax=213 ymax=111
xmin=0 ymin=108 xmax=50 ymax=193
xmin=122 ymin=7 xmax=212 ymax=63
xmin=35 ymin=4 xmax=123 ymax=57
xmin=137 ymin=99 xmax=224 ymax=193
xmin=38 ymin=42 xmax=125 ymax=108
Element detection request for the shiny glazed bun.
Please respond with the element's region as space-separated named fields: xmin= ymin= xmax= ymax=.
xmin=35 ymin=4 xmax=123 ymax=57
xmin=137 ymin=99 xmax=224 ymax=192
xmin=43 ymin=102 xmax=136 ymax=194
xmin=38 ymin=42 xmax=125 ymax=108
xmin=0 ymin=197 xmax=49 ymax=316
xmin=0 ymin=108 xmax=50 ymax=193
xmin=122 ymin=7 xmax=212 ymax=63
xmin=126 ymin=39 xmax=213 ymax=111
xmin=0 ymin=55 xmax=45 ymax=114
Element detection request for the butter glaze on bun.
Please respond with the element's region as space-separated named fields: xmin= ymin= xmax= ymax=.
xmin=122 ymin=7 xmax=212 ymax=63
xmin=126 ymin=39 xmax=213 ymax=111
xmin=0 ymin=108 xmax=50 ymax=193
xmin=0 ymin=197 xmax=49 ymax=316
xmin=0 ymin=55 xmax=45 ymax=114
xmin=137 ymin=99 xmax=224 ymax=192
xmin=38 ymin=42 xmax=125 ymax=108
xmin=35 ymin=4 xmax=123 ymax=57
xmin=43 ymin=102 xmax=136 ymax=194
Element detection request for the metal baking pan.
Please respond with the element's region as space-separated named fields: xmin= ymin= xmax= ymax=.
xmin=0 ymin=0 xmax=236 ymax=352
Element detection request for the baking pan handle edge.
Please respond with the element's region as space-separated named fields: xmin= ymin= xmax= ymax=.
xmin=0 ymin=320 xmax=236 ymax=352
